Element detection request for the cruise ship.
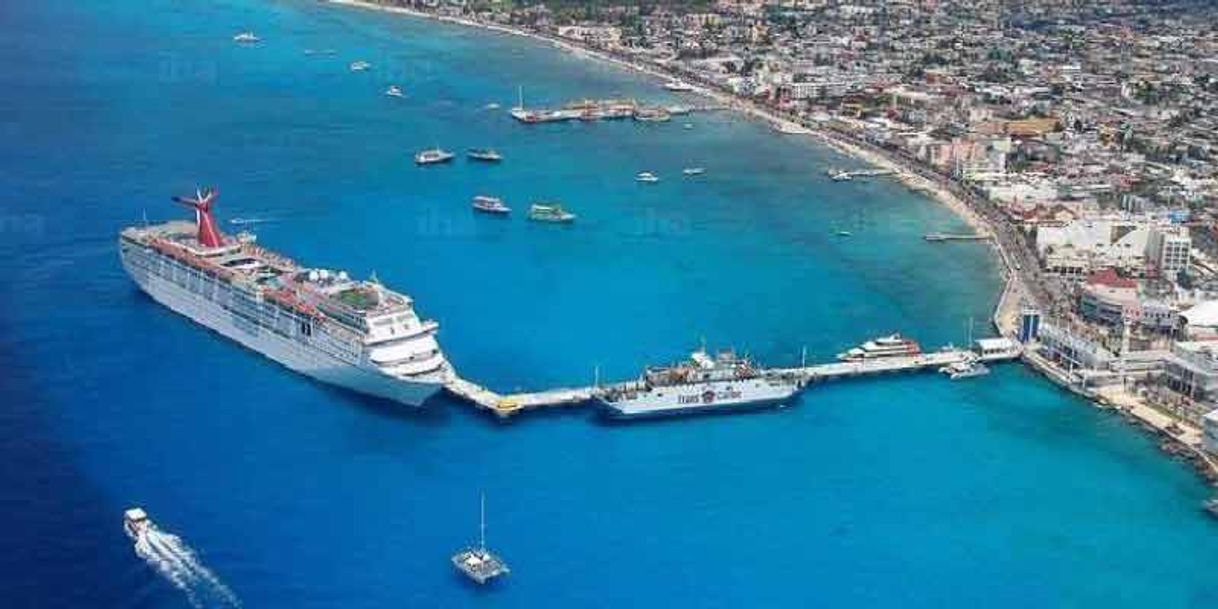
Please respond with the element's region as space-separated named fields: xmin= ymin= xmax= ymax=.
xmin=118 ymin=188 xmax=449 ymax=406
xmin=596 ymin=349 xmax=804 ymax=419
xmin=836 ymin=333 xmax=921 ymax=362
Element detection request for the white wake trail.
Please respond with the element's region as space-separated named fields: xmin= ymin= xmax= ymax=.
xmin=133 ymin=526 xmax=241 ymax=608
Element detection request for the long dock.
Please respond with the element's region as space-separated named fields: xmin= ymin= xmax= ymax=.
xmin=445 ymin=346 xmax=1017 ymax=419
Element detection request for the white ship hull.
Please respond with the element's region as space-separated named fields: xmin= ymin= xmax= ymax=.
xmin=598 ymin=377 xmax=801 ymax=420
xmin=121 ymin=249 xmax=444 ymax=407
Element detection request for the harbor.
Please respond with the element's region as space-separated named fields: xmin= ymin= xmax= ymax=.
xmin=444 ymin=339 xmax=1021 ymax=419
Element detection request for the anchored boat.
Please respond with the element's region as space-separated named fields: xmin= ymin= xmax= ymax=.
xmin=472 ymin=195 xmax=510 ymax=215
xmin=452 ymin=494 xmax=509 ymax=585
xmin=467 ymin=148 xmax=503 ymax=162
xmin=527 ymin=203 xmax=576 ymax=223
xmin=415 ymin=148 xmax=455 ymax=165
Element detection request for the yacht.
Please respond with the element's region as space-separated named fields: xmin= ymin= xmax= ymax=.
xmin=472 ymin=195 xmax=510 ymax=215
xmin=467 ymin=148 xmax=503 ymax=162
xmin=123 ymin=507 xmax=152 ymax=541
xmin=349 ymin=60 xmax=372 ymax=72
xmin=232 ymin=32 xmax=260 ymax=44
xmin=636 ymin=171 xmax=660 ymax=183
xmin=837 ymin=334 xmax=921 ymax=362
xmin=414 ymin=148 xmax=455 ymax=165
xmin=527 ymin=204 xmax=576 ymax=223
xmin=682 ymin=167 xmax=705 ymax=176
xmin=385 ymin=85 xmax=404 ymax=98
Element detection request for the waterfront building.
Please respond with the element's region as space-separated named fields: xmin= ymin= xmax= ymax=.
xmin=1162 ymin=341 xmax=1218 ymax=404
xmin=1078 ymin=269 xmax=1138 ymax=326
xmin=1036 ymin=322 xmax=1116 ymax=372
xmin=1204 ymin=409 xmax=1218 ymax=456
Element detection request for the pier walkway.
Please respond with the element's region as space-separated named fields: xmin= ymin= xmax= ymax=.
xmin=446 ymin=348 xmax=1013 ymax=418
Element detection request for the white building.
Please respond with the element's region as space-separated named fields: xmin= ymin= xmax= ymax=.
xmin=1162 ymin=341 xmax=1218 ymax=403
xmin=1147 ymin=229 xmax=1191 ymax=277
xmin=1204 ymin=409 xmax=1218 ymax=455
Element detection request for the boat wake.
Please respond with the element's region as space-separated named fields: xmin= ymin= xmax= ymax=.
xmin=133 ymin=526 xmax=241 ymax=608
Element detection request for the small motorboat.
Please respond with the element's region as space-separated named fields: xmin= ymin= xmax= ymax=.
xmin=415 ymin=148 xmax=455 ymax=165
xmin=528 ymin=204 xmax=576 ymax=223
xmin=682 ymin=167 xmax=705 ymax=176
xmin=349 ymin=60 xmax=372 ymax=72
xmin=467 ymin=148 xmax=503 ymax=162
xmin=385 ymin=85 xmax=404 ymax=98
xmin=472 ymin=196 xmax=510 ymax=215
xmin=232 ymin=31 xmax=260 ymax=44
xmin=636 ymin=171 xmax=660 ymax=183
xmin=124 ymin=507 xmax=151 ymax=541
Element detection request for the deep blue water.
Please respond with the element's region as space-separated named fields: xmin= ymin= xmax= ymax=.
xmin=2 ymin=0 xmax=1217 ymax=607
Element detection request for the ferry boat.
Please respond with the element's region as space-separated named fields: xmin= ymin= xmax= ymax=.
xmin=939 ymin=359 xmax=990 ymax=380
xmin=466 ymin=148 xmax=503 ymax=162
xmin=415 ymin=148 xmax=455 ymax=165
xmin=527 ymin=204 xmax=576 ymax=223
xmin=597 ymin=349 xmax=804 ymax=419
xmin=232 ymin=31 xmax=260 ymax=44
xmin=349 ymin=60 xmax=372 ymax=72
xmin=472 ymin=195 xmax=510 ymax=215
xmin=119 ymin=188 xmax=449 ymax=406
xmin=663 ymin=80 xmax=695 ymax=92
xmin=385 ymin=85 xmax=404 ymax=98
xmin=682 ymin=167 xmax=705 ymax=176
xmin=636 ymin=171 xmax=660 ymax=183
xmin=124 ymin=507 xmax=152 ymax=541
xmin=837 ymin=334 xmax=921 ymax=362
xmin=451 ymin=494 xmax=509 ymax=585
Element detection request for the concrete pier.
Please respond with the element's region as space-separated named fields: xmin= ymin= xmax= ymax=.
xmin=445 ymin=347 xmax=1018 ymax=419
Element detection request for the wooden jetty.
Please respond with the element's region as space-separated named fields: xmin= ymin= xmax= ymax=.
xmin=445 ymin=347 xmax=1017 ymax=419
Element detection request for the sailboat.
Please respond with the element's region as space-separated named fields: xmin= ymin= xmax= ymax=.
xmin=451 ymin=493 xmax=510 ymax=584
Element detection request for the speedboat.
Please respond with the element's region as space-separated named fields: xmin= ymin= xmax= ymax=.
xmin=636 ymin=171 xmax=660 ymax=183
xmin=528 ymin=204 xmax=576 ymax=223
xmin=837 ymin=334 xmax=921 ymax=362
xmin=682 ymin=167 xmax=705 ymax=176
xmin=349 ymin=60 xmax=372 ymax=72
xmin=472 ymin=195 xmax=510 ymax=215
xmin=467 ymin=148 xmax=503 ymax=162
xmin=385 ymin=85 xmax=404 ymax=98
xmin=414 ymin=148 xmax=455 ymax=165
xmin=124 ymin=507 xmax=151 ymax=541
xmin=232 ymin=31 xmax=260 ymax=44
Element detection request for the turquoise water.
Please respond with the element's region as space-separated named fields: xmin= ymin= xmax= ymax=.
xmin=2 ymin=0 xmax=1216 ymax=606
